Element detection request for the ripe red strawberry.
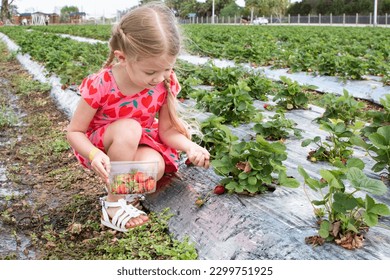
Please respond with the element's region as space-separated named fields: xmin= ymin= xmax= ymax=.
xmin=144 ymin=178 xmax=156 ymax=192
xmin=263 ymin=103 xmax=269 ymax=109
xmin=116 ymin=184 xmax=128 ymax=194
xmin=185 ymin=158 xmax=192 ymax=166
xmin=134 ymin=171 xmax=146 ymax=183
xmin=213 ymin=185 xmax=225 ymax=195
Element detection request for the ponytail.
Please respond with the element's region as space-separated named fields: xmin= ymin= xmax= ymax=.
xmin=163 ymin=79 xmax=191 ymax=139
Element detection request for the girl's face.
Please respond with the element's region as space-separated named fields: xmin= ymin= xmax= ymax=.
xmin=125 ymin=54 xmax=176 ymax=89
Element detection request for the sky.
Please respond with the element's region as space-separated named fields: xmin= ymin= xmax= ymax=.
xmin=14 ymin=0 xmax=246 ymax=18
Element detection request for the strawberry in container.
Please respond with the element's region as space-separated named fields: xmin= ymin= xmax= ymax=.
xmin=108 ymin=161 xmax=158 ymax=194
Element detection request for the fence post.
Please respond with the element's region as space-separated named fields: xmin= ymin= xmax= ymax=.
xmin=308 ymin=13 xmax=310 ymax=24
xmin=330 ymin=13 xmax=332 ymax=24
xmin=370 ymin=12 xmax=372 ymax=25
xmin=319 ymin=13 xmax=321 ymax=24
xmin=288 ymin=14 xmax=290 ymax=24
xmin=270 ymin=15 xmax=273 ymax=24
xmin=298 ymin=14 xmax=300 ymax=24
xmin=356 ymin=13 xmax=358 ymax=25
xmin=343 ymin=13 xmax=345 ymax=25
xmin=386 ymin=13 xmax=388 ymax=25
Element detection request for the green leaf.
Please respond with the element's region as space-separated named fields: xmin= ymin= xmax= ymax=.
xmin=301 ymin=139 xmax=312 ymax=147
xmin=368 ymin=204 xmax=390 ymax=216
xmin=377 ymin=126 xmax=390 ymax=142
xmin=350 ymin=135 xmax=370 ymax=149
xmin=346 ymin=222 xmax=359 ymax=233
xmin=363 ymin=212 xmax=378 ymax=227
xmin=298 ymin=166 xmax=309 ymax=180
xmin=248 ymin=176 xmax=257 ymax=185
xmin=226 ymin=181 xmax=240 ymax=192
xmin=346 ymin=167 xmax=387 ymax=195
xmin=312 ymin=200 xmax=326 ymax=206
xmin=319 ymin=220 xmax=330 ymax=238
xmin=278 ymin=171 xmax=300 ymax=188
xmin=368 ymin=127 xmax=390 ymax=149
xmin=333 ymin=193 xmax=358 ymax=212
xmin=345 ymin=158 xmax=365 ymax=170
xmin=238 ymin=172 xmax=248 ymax=180
xmin=320 ymin=170 xmax=343 ymax=189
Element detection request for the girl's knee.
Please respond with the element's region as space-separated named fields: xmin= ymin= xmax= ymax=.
xmin=134 ymin=146 xmax=165 ymax=180
xmin=110 ymin=118 xmax=142 ymax=138
xmin=104 ymin=118 xmax=142 ymax=148
xmin=115 ymin=118 xmax=142 ymax=133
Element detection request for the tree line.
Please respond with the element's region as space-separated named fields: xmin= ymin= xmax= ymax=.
xmin=288 ymin=0 xmax=390 ymax=16
xmin=141 ymin=0 xmax=390 ymax=17
xmin=2 ymin=0 xmax=390 ymax=23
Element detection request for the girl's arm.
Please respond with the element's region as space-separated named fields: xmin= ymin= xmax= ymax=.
xmin=158 ymin=104 xmax=210 ymax=168
xmin=66 ymin=99 xmax=111 ymax=182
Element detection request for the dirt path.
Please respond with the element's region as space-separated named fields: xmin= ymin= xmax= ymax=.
xmin=0 ymin=51 xmax=108 ymax=259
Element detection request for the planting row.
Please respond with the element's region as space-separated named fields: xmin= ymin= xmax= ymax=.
xmin=10 ymin=24 xmax=390 ymax=84
xmin=182 ymin=25 xmax=390 ymax=85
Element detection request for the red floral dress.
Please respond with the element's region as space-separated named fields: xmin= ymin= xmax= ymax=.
xmin=73 ymin=67 xmax=181 ymax=173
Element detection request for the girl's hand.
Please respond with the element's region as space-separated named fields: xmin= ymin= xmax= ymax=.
xmin=186 ymin=143 xmax=210 ymax=169
xmin=90 ymin=150 xmax=111 ymax=184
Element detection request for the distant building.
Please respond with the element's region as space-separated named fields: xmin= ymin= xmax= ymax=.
xmin=13 ymin=12 xmax=59 ymax=25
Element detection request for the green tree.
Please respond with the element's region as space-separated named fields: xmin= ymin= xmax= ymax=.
xmin=380 ymin=0 xmax=390 ymax=13
xmin=287 ymin=1 xmax=313 ymax=15
xmin=60 ymin=6 xmax=79 ymax=23
xmin=244 ymin=0 xmax=290 ymax=18
xmin=220 ymin=1 xmax=241 ymax=17
xmin=1 ymin=0 xmax=14 ymax=22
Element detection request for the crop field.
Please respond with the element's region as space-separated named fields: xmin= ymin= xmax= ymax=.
xmin=1 ymin=24 xmax=390 ymax=260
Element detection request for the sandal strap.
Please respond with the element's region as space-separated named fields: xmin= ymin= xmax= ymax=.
xmin=100 ymin=198 xmax=146 ymax=231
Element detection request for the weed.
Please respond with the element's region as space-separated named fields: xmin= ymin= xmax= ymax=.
xmin=0 ymin=104 xmax=18 ymax=128
xmin=13 ymin=75 xmax=51 ymax=97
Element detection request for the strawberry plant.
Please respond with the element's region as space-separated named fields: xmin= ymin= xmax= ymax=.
xmin=194 ymin=81 xmax=260 ymax=127
xmin=253 ymin=113 xmax=302 ymax=141
xmin=272 ymin=76 xmax=312 ymax=110
xmin=298 ymin=159 xmax=390 ymax=249
xmin=212 ymin=135 xmax=299 ymax=194
xmin=192 ymin=116 xmax=239 ymax=158
xmin=360 ymin=94 xmax=390 ymax=137
xmin=351 ymin=125 xmax=390 ymax=179
xmin=316 ymin=90 xmax=365 ymax=125
xmin=244 ymin=73 xmax=278 ymax=101
xmin=177 ymin=76 xmax=202 ymax=100
xmin=301 ymin=119 xmax=362 ymax=163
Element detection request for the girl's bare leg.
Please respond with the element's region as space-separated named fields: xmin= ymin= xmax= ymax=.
xmin=102 ymin=118 xmax=165 ymax=229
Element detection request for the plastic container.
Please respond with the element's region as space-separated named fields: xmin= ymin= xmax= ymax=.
xmin=108 ymin=161 xmax=158 ymax=195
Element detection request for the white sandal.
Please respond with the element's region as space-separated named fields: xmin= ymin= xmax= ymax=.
xmin=101 ymin=194 xmax=144 ymax=209
xmin=100 ymin=197 xmax=147 ymax=232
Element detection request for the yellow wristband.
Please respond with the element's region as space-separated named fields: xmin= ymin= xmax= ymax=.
xmin=88 ymin=147 xmax=100 ymax=161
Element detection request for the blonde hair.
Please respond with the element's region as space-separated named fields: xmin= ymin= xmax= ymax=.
xmin=104 ymin=2 xmax=190 ymax=139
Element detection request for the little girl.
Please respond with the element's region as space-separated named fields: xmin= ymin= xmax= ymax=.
xmin=66 ymin=3 xmax=210 ymax=232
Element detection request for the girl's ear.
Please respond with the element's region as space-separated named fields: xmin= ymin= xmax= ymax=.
xmin=114 ymin=50 xmax=126 ymax=63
